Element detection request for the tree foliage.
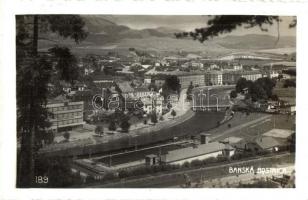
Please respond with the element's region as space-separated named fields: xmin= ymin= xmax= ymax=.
xmin=34 ymin=157 xmax=83 ymax=187
xmin=235 ymin=78 xmax=252 ymax=93
xmin=164 ymin=75 xmax=181 ymax=92
xmin=171 ymin=109 xmax=177 ymax=119
xmin=42 ymin=15 xmax=87 ymax=43
xmin=63 ymin=131 xmax=70 ymax=141
xmin=120 ymin=120 xmax=131 ymax=133
xmin=95 ymin=125 xmax=104 ymax=136
xmin=186 ymin=81 xmax=194 ymax=100
xmin=235 ymin=77 xmax=276 ymax=102
xmin=49 ymin=46 xmax=80 ymax=83
xmin=82 ymin=54 xmax=101 ymax=73
xmin=16 ymin=15 xmax=87 ymax=187
xmin=108 ymin=121 xmax=117 ymax=131
xmin=283 ymin=79 xmax=296 ymax=88
xmin=175 ymin=15 xmax=295 ymax=42
xmin=230 ymin=90 xmax=237 ymax=99
xmin=151 ymin=112 xmax=158 ymax=124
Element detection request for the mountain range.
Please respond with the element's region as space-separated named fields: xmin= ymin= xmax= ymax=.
xmin=38 ymin=16 xmax=296 ymax=56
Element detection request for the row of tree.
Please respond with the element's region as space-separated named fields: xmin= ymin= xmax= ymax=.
xmin=94 ymin=119 xmax=131 ymax=135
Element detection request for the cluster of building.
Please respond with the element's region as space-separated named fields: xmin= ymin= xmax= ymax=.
xmin=145 ymin=68 xmax=270 ymax=88
xmin=221 ymin=128 xmax=294 ymax=153
xmin=71 ymin=133 xmax=235 ymax=181
xmin=70 ymin=128 xmax=294 ymax=181
xmin=91 ymin=73 xmax=165 ymax=116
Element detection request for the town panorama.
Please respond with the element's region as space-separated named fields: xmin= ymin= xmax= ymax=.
xmin=16 ymin=15 xmax=296 ymax=188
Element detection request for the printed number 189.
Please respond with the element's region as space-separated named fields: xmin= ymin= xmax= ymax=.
xmin=35 ymin=176 xmax=48 ymax=184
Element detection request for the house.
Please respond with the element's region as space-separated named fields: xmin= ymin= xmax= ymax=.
xmin=72 ymin=159 xmax=111 ymax=181
xmin=255 ymin=137 xmax=281 ymax=152
xmin=84 ymin=68 xmax=94 ymax=75
xmin=133 ymin=86 xmax=154 ymax=99
xmin=141 ymin=94 xmax=164 ymax=115
xmin=102 ymin=62 xmax=125 ymax=73
xmin=209 ymin=64 xmax=220 ymax=70
xmin=221 ymin=136 xmax=243 ymax=145
xmin=74 ymin=82 xmax=87 ymax=91
xmin=240 ymin=70 xmax=263 ymax=81
xmin=60 ymin=81 xmax=72 ymax=94
xmin=47 ymin=83 xmax=55 ymax=92
xmin=116 ymin=65 xmax=134 ymax=77
xmin=230 ymin=139 xmax=258 ymax=152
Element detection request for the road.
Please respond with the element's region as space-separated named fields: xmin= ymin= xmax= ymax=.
xmin=164 ymin=88 xmax=191 ymax=119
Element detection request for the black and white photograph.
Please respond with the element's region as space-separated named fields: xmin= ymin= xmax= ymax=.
xmin=14 ymin=14 xmax=297 ymax=188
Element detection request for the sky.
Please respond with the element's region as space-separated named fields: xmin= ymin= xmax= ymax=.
xmin=103 ymin=15 xmax=296 ymax=37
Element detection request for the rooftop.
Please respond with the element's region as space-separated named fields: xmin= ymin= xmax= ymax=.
xmin=91 ymin=73 xmax=114 ymax=81
xmin=117 ymin=81 xmax=134 ymax=93
xmin=262 ymin=129 xmax=294 ymax=139
xmin=239 ymin=70 xmax=262 ymax=75
xmin=222 ymin=137 xmax=243 ymax=144
xmin=270 ymin=61 xmax=296 ymax=67
xmin=134 ymin=87 xmax=150 ymax=93
xmin=145 ymin=69 xmax=204 ymax=77
xmin=164 ymin=142 xmax=232 ymax=163
xmin=255 ymin=137 xmax=280 ymax=150
xmin=205 ymin=70 xmax=223 ymax=75
xmin=47 ymin=95 xmax=69 ymax=104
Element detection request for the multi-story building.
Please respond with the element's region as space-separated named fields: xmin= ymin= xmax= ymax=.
xmin=145 ymin=70 xmax=205 ymax=88
xmin=144 ymin=75 xmax=152 ymax=84
xmin=141 ymin=95 xmax=164 ymax=116
xmin=233 ymin=64 xmax=243 ymax=70
xmin=175 ymin=72 xmax=204 ymax=88
xmin=132 ymin=87 xmax=155 ymax=99
xmin=222 ymin=70 xmax=263 ymax=85
xmin=46 ymin=97 xmax=84 ymax=133
xmin=222 ymin=70 xmax=241 ymax=85
xmin=204 ymin=71 xmax=223 ymax=85
xmin=240 ymin=70 xmax=263 ymax=81
xmin=266 ymin=70 xmax=280 ymax=78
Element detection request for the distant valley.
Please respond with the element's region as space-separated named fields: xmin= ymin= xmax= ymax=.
xmin=38 ymin=15 xmax=296 ymax=57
